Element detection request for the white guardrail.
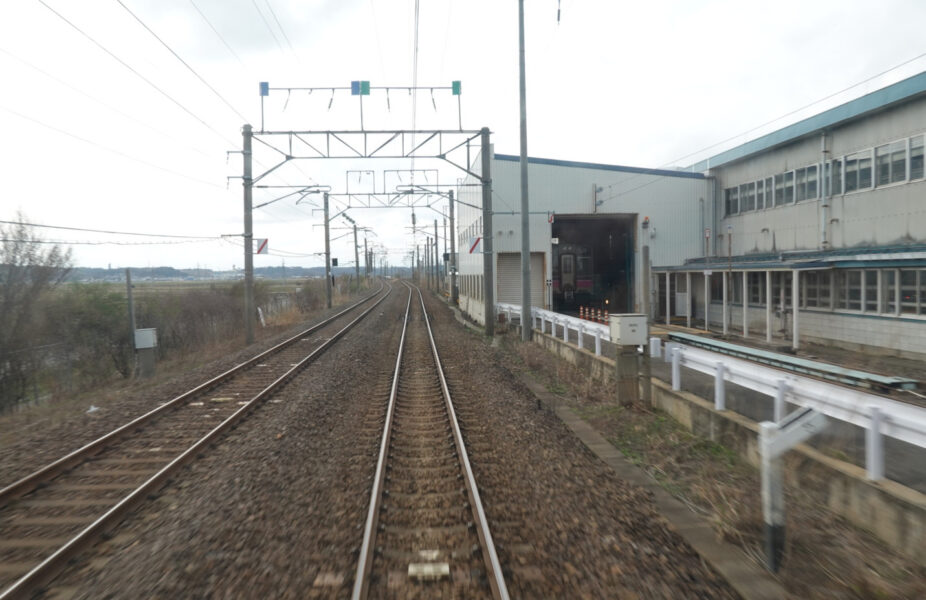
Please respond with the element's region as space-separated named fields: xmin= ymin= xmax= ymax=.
xmin=497 ymin=303 xmax=611 ymax=356
xmin=495 ymin=303 xmax=926 ymax=482
xmin=659 ymin=339 xmax=926 ymax=481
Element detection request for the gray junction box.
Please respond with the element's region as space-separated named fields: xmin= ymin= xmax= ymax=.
xmin=609 ymin=314 xmax=648 ymax=346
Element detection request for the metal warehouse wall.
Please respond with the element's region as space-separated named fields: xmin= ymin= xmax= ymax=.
xmin=716 ymin=96 xmax=926 ymax=254
xmin=455 ymin=150 xmax=711 ymax=315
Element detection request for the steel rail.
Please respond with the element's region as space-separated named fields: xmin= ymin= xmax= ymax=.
xmin=0 ymin=282 xmax=385 ymax=508
xmin=0 ymin=284 xmax=392 ymax=599
xmin=352 ymin=283 xmax=411 ymax=600
xmin=351 ymin=282 xmax=508 ymax=600
xmin=419 ymin=287 xmax=509 ymax=600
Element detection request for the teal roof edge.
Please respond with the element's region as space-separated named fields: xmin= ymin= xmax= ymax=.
xmin=687 ymin=71 xmax=926 ymax=173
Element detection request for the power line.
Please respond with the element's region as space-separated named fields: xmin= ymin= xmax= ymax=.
xmin=0 ymin=45 xmax=212 ymax=159
xmin=37 ymin=0 xmax=237 ymax=148
xmin=2 ymin=105 xmax=223 ymax=188
xmin=596 ymin=51 xmax=926 ymax=205
xmin=0 ymin=219 xmax=221 ymax=239
xmin=263 ymin=0 xmax=300 ymax=63
xmin=250 ymin=0 xmax=285 ymax=56
xmin=0 ymin=238 xmax=218 ymax=247
xmin=115 ymin=0 xmax=249 ymax=123
xmin=674 ymin=50 xmax=926 ymax=168
xmin=188 ymin=0 xmax=245 ymax=66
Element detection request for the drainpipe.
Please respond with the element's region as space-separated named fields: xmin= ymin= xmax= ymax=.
xmin=821 ymin=132 xmax=830 ymax=250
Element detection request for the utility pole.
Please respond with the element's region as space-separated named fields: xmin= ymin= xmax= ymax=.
xmin=448 ymin=215 xmax=450 ymax=296
xmin=125 ymin=268 xmax=136 ymax=377
xmin=364 ymin=237 xmax=369 ymax=277
xmin=353 ymin=223 xmax=360 ymax=289
xmin=449 ymin=190 xmax=458 ymax=304
xmin=242 ymin=124 xmax=255 ymax=344
xmin=518 ymin=0 xmax=532 ymax=342
xmin=434 ymin=219 xmax=439 ymax=293
xmin=481 ymin=127 xmax=495 ymax=335
xmin=324 ymin=191 xmax=332 ymax=308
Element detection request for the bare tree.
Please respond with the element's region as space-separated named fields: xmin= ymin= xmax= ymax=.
xmin=0 ymin=217 xmax=71 ymax=409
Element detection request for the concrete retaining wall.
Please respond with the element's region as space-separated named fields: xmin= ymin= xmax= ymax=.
xmin=521 ymin=327 xmax=926 ymax=563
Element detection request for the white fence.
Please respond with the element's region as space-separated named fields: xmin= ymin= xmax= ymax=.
xmin=658 ymin=339 xmax=926 ymax=482
xmin=497 ymin=303 xmax=611 ymax=356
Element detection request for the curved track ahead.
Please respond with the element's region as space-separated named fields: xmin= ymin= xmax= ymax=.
xmin=352 ymin=283 xmax=508 ymax=599
xmin=0 ymin=284 xmax=390 ymax=599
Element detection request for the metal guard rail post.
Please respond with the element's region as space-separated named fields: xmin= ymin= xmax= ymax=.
xmin=497 ymin=303 xmax=610 ymax=356
xmin=659 ymin=339 xmax=926 ymax=482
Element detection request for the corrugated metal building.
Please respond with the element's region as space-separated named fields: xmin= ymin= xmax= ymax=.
xmin=456 ymin=70 xmax=926 ymax=358
xmin=661 ymin=70 xmax=926 ymax=357
xmin=455 ymin=153 xmax=710 ymax=325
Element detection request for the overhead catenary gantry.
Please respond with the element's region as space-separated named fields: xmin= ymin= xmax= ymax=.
xmin=234 ymin=81 xmax=494 ymax=343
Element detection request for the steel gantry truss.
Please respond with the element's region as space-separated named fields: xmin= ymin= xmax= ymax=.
xmin=234 ymin=81 xmax=495 ymax=343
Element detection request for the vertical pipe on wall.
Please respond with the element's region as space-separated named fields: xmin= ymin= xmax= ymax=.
xmin=766 ymin=270 xmax=773 ymax=343
xmin=743 ymin=271 xmax=749 ymax=338
xmin=686 ymin=272 xmax=692 ymax=329
xmin=821 ymin=132 xmax=829 ymax=250
xmin=792 ymin=270 xmax=800 ymax=350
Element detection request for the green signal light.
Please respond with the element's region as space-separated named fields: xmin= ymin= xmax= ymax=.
xmin=452 ymin=81 xmax=461 ymax=95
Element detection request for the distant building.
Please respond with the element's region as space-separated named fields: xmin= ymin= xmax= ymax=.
xmin=455 ymin=70 xmax=926 ymax=358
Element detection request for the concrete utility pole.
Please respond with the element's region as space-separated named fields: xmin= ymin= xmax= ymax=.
xmin=324 ymin=192 xmax=332 ymax=309
xmin=125 ymin=268 xmax=136 ymax=377
xmin=434 ymin=219 xmax=439 ymax=292
xmin=364 ymin=237 xmax=369 ymax=277
xmin=242 ymin=124 xmax=256 ymax=344
xmin=353 ymin=223 xmax=360 ymax=288
xmin=518 ymin=0 xmax=532 ymax=342
xmin=449 ymin=190 xmax=458 ymax=304
xmin=481 ymin=127 xmax=495 ymax=335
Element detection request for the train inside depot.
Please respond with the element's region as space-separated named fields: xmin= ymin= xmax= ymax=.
xmin=550 ymin=214 xmax=636 ymax=315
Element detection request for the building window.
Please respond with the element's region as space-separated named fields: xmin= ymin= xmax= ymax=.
xmin=771 ymin=272 xmax=792 ymax=308
xmin=774 ymin=174 xmax=786 ymax=206
xmin=742 ymin=182 xmax=756 ymax=212
xmin=725 ymin=187 xmax=739 ymax=216
xmin=900 ymin=269 xmax=917 ymax=315
xmin=847 ymin=270 xmax=862 ymax=310
xmin=919 ymin=270 xmax=926 ymax=315
xmin=845 ymin=150 xmax=872 ymax=192
xmin=795 ymin=168 xmax=808 ymax=202
xmin=911 ymin=135 xmax=924 ymax=180
xmin=864 ymin=270 xmax=878 ymax=312
xmin=765 ymin=177 xmax=774 ymax=207
xmin=829 ymin=158 xmax=843 ymax=195
xmin=731 ymin=272 xmax=743 ymax=304
xmin=748 ymin=272 xmax=765 ymax=305
xmin=804 ymin=271 xmax=819 ymax=307
xmin=783 ymin=171 xmax=794 ymax=203
xmin=881 ymin=269 xmax=897 ymax=313
xmin=755 ymin=179 xmax=765 ymax=209
xmin=806 ymin=164 xmax=818 ymax=199
xmin=876 ymin=141 xmax=907 ymax=186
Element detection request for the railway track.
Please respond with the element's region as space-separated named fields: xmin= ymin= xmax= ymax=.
xmin=352 ymin=283 xmax=508 ymax=599
xmin=0 ymin=284 xmax=390 ymax=599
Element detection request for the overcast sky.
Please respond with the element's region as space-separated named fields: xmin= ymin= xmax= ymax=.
xmin=3 ymin=0 xmax=926 ymax=271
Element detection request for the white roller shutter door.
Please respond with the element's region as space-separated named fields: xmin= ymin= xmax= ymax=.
xmin=497 ymin=252 xmax=546 ymax=308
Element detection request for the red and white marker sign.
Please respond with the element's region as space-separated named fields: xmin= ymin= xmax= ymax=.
xmin=468 ymin=236 xmax=481 ymax=254
xmin=254 ymin=238 xmax=269 ymax=255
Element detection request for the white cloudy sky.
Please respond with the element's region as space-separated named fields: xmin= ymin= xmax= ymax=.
xmin=2 ymin=0 xmax=925 ymax=271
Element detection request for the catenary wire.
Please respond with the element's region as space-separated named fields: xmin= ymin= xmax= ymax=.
xmin=250 ymin=0 xmax=285 ymax=56
xmin=115 ymin=0 xmax=249 ymax=123
xmin=188 ymin=0 xmax=245 ymax=66
xmin=263 ymin=0 xmax=300 ymax=63
xmin=0 ymin=45 xmax=212 ymax=158
xmin=2 ymin=105 xmax=224 ymax=188
xmin=37 ymin=0 xmax=237 ymax=148
xmin=0 ymin=219 xmax=221 ymax=239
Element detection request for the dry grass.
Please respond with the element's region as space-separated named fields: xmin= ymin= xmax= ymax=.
xmin=499 ymin=335 xmax=926 ymax=600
